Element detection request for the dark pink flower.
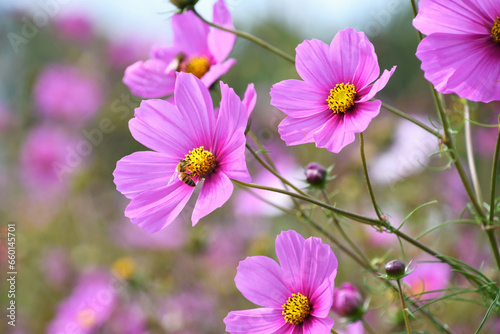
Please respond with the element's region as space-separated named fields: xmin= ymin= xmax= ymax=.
xmin=53 ymin=13 xmax=94 ymax=43
xmin=34 ymin=64 xmax=104 ymax=124
xmin=271 ymin=28 xmax=395 ymax=153
xmin=123 ymin=0 xmax=236 ymax=98
xmin=413 ymin=0 xmax=500 ymax=102
xmin=224 ymin=230 xmax=338 ymax=333
xmin=113 ymin=72 xmax=251 ymax=232
xmin=331 ymin=283 xmax=364 ymax=319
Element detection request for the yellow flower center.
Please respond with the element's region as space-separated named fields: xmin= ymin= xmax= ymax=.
xmin=76 ymin=309 xmax=97 ymax=328
xmin=182 ymin=56 xmax=211 ymax=79
xmin=326 ymin=83 xmax=356 ymax=113
xmin=282 ymin=292 xmax=311 ymax=325
xmin=491 ymin=17 xmax=500 ymax=43
xmin=184 ymin=146 xmax=216 ymax=178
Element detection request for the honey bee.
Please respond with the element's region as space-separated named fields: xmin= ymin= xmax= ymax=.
xmin=164 ymin=52 xmax=186 ymax=74
xmin=170 ymin=159 xmax=196 ymax=187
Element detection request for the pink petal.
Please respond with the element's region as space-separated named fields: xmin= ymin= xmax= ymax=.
xmin=308 ymin=274 xmax=336 ymax=318
xmin=224 ymin=308 xmax=289 ymax=334
xmin=174 ymin=72 xmax=216 ymax=148
xmin=172 ymin=11 xmax=210 ymax=56
xmin=302 ymin=316 xmax=335 ymax=334
xmin=208 ymin=0 xmax=236 ymax=62
xmin=113 ymin=151 xmax=177 ymax=199
xmin=278 ymin=112 xmax=332 ymax=147
xmin=413 ymin=0 xmax=491 ymax=35
xmin=271 ymin=79 xmax=329 ymax=118
xmin=343 ymin=100 xmax=381 ymax=133
xmin=123 ymin=59 xmax=175 ymax=98
xmin=275 ymin=230 xmax=306 ymax=293
xmin=235 ymin=255 xmax=292 ymax=308
xmin=150 ymin=44 xmax=179 ymax=61
xmin=217 ymin=144 xmax=252 ymax=183
xmin=191 ymin=171 xmax=233 ymax=225
xmin=125 ymin=182 xmax=194 ymax=232
xmin=295 ymin=39 xmax=336 ymax=90
xmin=242 ymin=83 xmax=257 ymax=117
xmin=313 ymin=114 xmax=356 ymax=153
xmin=416 ymin=33 xmax=500 ymax=102
xmin=358 ymin=66 xmax=396 ymax=102
xmin=200 ymin=58 xmax=236 ymax=88
xmin=329 ymin=28 xmax=379 ymax=89
xmin=129 ymin=99 xmax=193 ymax=157
xmin=212 ymin=81 xmax=249 ymax=159
xmin=299 ymin=236 xmax=338 ymax=300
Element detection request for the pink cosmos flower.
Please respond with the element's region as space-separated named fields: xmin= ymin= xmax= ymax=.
xmin=271 ymin=28 xmax=396 ymax=153
xmin=34 ymin=64 xmax=104 ymax=124
xmin=123 ymin=0 xmax=236 ymax=98
xmin=224 ymin=230 xmax=338 ymax=333
xmin=53 ymin=13 xmax=94 ymax=44
xmin=413 ymin=0 xmax=500 ymax=102
xmin=113 ymin=72 xmax=251 ymax=232
xmin=403 ymin=257 xmax=451 ymax=300
xmin=46 ymin=271 xmax=117 ymax=334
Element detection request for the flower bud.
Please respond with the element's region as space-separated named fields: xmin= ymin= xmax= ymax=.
xmin=331 ymin=283 xmax=364 ymax=319
xmin=385 ymin=260 xmax=406 ymax=280
xmin=305 ymin=162 xmax=327 ymax=185
xmin=170 ymin=0 xmax=199 ymax=11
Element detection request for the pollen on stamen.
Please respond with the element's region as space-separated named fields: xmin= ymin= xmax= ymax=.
xmin=282 ymin=292 xmax=311 ymax=325
xmin=491 ymin=17 xmax=500 ymax=43
xmin=326 ymin=83 xmax=356 ymax=114
xmin=184 ymin=146 xmax=216 ymax=178
xmin=181 ymin=56 xmax=211 ymax=79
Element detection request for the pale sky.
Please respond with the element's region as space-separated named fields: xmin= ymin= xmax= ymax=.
xmin=2 ymin=0 xmax=406 ymax=42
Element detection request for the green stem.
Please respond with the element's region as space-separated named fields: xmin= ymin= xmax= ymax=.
xmin=360 ymin=133 xmax=384 ymax=221
xmin=381 ymin=102 xmax=441 ymax=138
xmin=410 ymin=0 xmax=424 ymax=40
xmin=488 ymin=126 xmax=500 ymax=224
xmin=245 ymin=143 xmax=310 ymax=198
xmin=191 ymin=9 xmax=295 ymax=64
xmin=464 ymin=103 xmax=484 ymax=206
xmin=397 ymin=279 xmax=413 ymax=334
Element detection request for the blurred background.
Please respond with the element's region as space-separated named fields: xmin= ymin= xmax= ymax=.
xmin=1 ymin=0 xmax=499 ymax=333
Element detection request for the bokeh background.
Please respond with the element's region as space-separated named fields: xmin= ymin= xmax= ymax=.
xmin=1 ymin=0 xmax=500 ymax=333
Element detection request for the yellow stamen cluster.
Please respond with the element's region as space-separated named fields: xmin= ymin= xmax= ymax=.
xmin=182 ymin=56 xmax=211 ymax=79
xmin=282 ymin=292 xmax=311 ymax=325
xmin=326 ymin=83 xmax=356 ymax=113
xmin=76 ymin=309 xmax=97 ymax=328
xmin=185 ymin=146 xmax=216 ymax=178
xmin=491 ymin=17 xmax=500 ymax=43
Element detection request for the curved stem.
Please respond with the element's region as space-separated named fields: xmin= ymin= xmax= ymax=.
xmin=381 ymin=102 xmax=441 ymax=138
xmin=397 ymin=279 xmax=413 ymax=334
xmin=360 ymin=133 xmax=384 ymax=220
xmin=191 ymin=9 xmax=295 ymax=64
xmin=464 ymin=103 xmax=484 ymax=205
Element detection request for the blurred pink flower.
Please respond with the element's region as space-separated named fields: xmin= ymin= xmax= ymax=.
xmin=112 ymin=215 xmax=187 ymax=250
xmin=103 ymin=304 xmax=148 ymax=334
xmin=46 ymin=270 xmax=118 ymax=334
xmin=107 ymin=38 xmax=152 ymax=69
xmin=403 ymin=257 xmax=451 ymax=300
xmin=40 ymin=247 xmax=71 ymax=286
xmin=159 ymin=288 xmax=217 ymax=332
xmin=113 ymin=73 xmax=250 ymax=232
xmin=331 ymin=283 xmax=364 ymax=319
xmin=370 ymin=116 xmax=438 ymax=185
xmin=34 ymin=64 xmax=104 ymax=124
xmin=53 ymin=13 xmax=94 ymax=43
xmin=19 ymin=125 xmax=78 ymax=194
xmin=413 ymin=0 xmax=500 ymax=102
xmin=234 ymin=144 xmax=304 ymax=217
xmin=224 ymin=230 xmax=338 ymax=333
xmin=271 ymin=28 xmax=395 ymax=153
xmin=337 ymin=321 xmax=364 ymax=334
xmin=123 ymin=0 xmax=236 ymax=98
